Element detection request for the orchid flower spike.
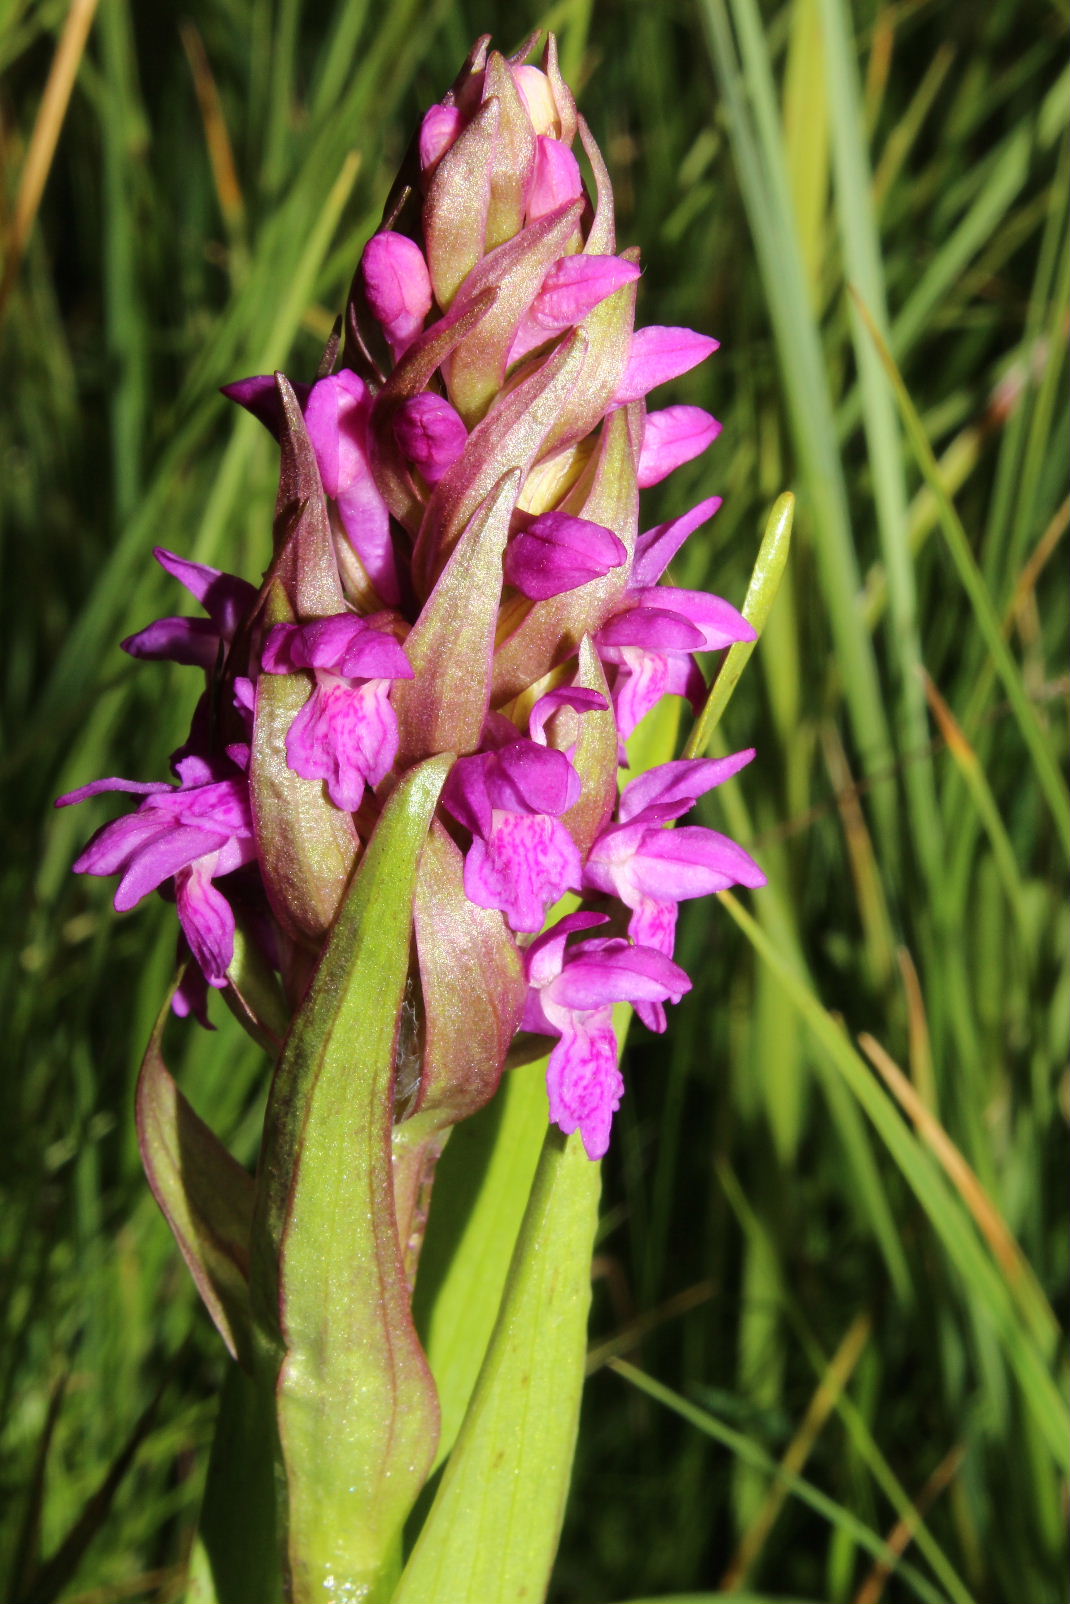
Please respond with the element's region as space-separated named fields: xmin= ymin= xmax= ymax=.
xmin=62 ymin=31 xmax=767 ymax=1165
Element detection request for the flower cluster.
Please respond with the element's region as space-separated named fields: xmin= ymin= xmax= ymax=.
xmin=59 ymin=35 xmax=765 ymax=1160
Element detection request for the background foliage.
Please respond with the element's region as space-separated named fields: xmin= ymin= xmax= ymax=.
xmin=1 ymin=0 xmax=1066 ymax=1600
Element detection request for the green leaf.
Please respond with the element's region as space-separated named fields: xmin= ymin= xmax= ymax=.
xmin=393 ymin=1125 xmax=601 ymax=1604
xmin=250 ymin=753 xmax=452 ymax=1604
xmin=413 ymin=1055 xmax=550 ymax=1474
xmin=135 ymin=999 xmax=255 ymax=1368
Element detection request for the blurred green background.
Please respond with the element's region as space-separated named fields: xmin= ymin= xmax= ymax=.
xmin=1 ymin=1 xmax=1066 ymax=1600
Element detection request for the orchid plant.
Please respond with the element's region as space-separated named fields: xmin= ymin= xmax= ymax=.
xmin=59 ymin=31 xmax=790 ymax=1604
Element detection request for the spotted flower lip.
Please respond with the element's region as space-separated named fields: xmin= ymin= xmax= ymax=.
xmin=261 ymin=615 xmax=413 ymax=814
xmin=523 ymin=911 xmax=692 ymax=1158
xmin=441 ymin=739 xmax=584 ymax=932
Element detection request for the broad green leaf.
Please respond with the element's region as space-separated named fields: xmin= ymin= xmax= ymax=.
xmin=250 ymin=754 xmax=451 ymax=1604
xmin=394 ymin=1125 xmax=601 ymax=1604
xmin=135 ymin=999 xmax=255 ymax=1367
xmin=414 ymin=1054 xmax=550 ymax=1474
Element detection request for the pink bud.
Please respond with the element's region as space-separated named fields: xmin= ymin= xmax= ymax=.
xmin=361 ymin=232 xmax=434 ymax=360
xmin=613 ymin=326 xmax=720 ymax=406
xmin=637 ymin=406 xmax=722 ymax=488
xmin=527 ymin=135 xmax=583 ymax=223
xmin=394 ymin=393 xmax=468 ymax=484
xmin=419 ymin=104 xmax=464 ymax=173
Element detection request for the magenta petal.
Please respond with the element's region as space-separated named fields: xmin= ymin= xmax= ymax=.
xmin=525 ymin=910 xmax=610 ymax=992
xmin=361 ymin=231 xmax=434 ymax=358
xmin=618 ymin=751 xmax=757 ymax=823
xmin=115 ymin=825 xmax=228 ymax=910
xmin=57 ymin=775 xmax=171 ymax=808
xmin=420 ymin=104 xmax=465 ymax=173
xmin=304 ymin=371 xmax=373 ymax=497
xmin=172 ymin=962 xmax=214 ymax=1028
xmin=635 ymin=999 xmax=668 ymax=1034
xmin=221 ymin=374 xmax=310 ymax=437
xmin=613 ymin=326 xmax=719 ymax=407
xmin=609 ymin=650 xmax=675 ymax=743
xmin=262 ymin=616 xmax=411 ymax=681
xmin=527 ymin=135 xmax=583 ymax=223
xmin=505 ymin=511 xmax=627 ymax=599
xmin=596 ymin=606 xmax=706 ymax=652
xmin=152 ymin=548 xmax=257 ymax=632
xmin=626 ymin=896 xmax=678 ymax=957
xmin=531 ymin=254 xmax=640 ymax=330
xmin=490 ymin=741 xmax=582 ymax=817
xmin=547 ymin=944 xmax=690 ymax=1011
xmin=545 ymin=1013 xmax=624 ymax=1160
xmin=529 ymin=686 xmax=609 ymax=745
xmin=633 ymin=496 xmax=722 ymax=587
xmin=122 ymin=616 xmax=222 ymax=668
xmin=464 ymin=812 xmax=582 ymax=933
xmin=441 ymin=752 xmax=493 ymax=838
xmin=633 ymin=586 xmax=756 ymax=650
xmin=637 ymin=406 xmax=722 ymax=489
xmin=176 ymin=865 xmax=235 ymax=987
xmin=394 ymin=393 xmax=468 ymax=484
xmin=625 ymin=826 xmax=767 ymax=901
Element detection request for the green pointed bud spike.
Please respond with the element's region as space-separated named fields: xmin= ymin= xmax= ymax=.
xmin=250 ymin=753 xmax=453 ymax=1604
xmin=394 ymin=470 xmax=520 ymax=764
xmin=543 ymin=33 xmax=578 ymax=143
xmin=684 ymin=492 xmax=795 ymax=760
xmin=548 ymin=249 xmax=638 ymax=454
xmin=416 ymin=327 xmax=589 ymax=593
xmin=481 ymin=52 xmax=537 ymax=253
xmin=425 ymin=96 xmax=499 ymax=310
xmin=136 ymin=998 xmax=255 ymax=1368
xmin=271 ymin=373 xmax=345 ymax=619
xmin=249 ymin=580 xmax=359 ymax=948
xmin=392 ymin=1125 xmax=601 ymax=1604
xmin=445 ymin=201 xmax=584 ymax=427
xmin=393 ymin=822 xmax=527 ymax=1280
xmin=578 ymin=116 xmax=617 ymax=253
